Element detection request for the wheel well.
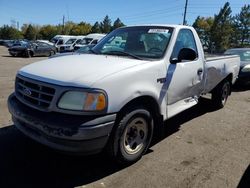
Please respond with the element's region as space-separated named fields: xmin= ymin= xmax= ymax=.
xmin=119 ymin=96 xmax=160 ymax=115
xmin=116 ymin=96 xmax=163 ymax=135
xmin=29 ymin=50 xmax=34 ymax=56
xmin=212 ymin=73 xmax=233 ymax=95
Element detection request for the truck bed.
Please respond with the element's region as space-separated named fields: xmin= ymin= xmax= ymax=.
xmin=203 ymin=55 xmax=240 ymax=93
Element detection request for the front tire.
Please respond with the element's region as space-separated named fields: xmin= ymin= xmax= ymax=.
xmin=107 ymin=107 xmax=154 ymax=165
xmin=212 ymin=80 xmax=231 ymax=109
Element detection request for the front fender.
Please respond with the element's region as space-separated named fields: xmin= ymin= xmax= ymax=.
xmin=92 ymin=60 xmax=168 ymax=118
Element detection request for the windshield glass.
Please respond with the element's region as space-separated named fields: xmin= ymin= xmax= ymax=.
xmin=65 ymin=38 xmax=77 ymax=45
xmin=225 ymin=49 xmax=250 ymax=61
xmin=76 ymin=44 xmax=95 ymax=53
xmin=92 ymin=26 xmax=173 ymax=60
xmin=50 ymin=38 xmax=59 ymax=43
xmin=80 ymin=38 xmax=93 ymax=45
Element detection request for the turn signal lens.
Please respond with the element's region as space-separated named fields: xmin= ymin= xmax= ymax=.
xmin=84 ymin=93 xmax=106 ymax=111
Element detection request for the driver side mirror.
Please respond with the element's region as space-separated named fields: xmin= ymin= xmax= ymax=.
xmin=170 ymin=48 xmax=197 ymax=64
xmin=33 ymin=43 xmax=38 ymax=49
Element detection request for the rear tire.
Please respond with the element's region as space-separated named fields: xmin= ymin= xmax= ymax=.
xmin=25 ymin=50 xmax=31 ymax=58
xmin=106 ymin=107 xmax=154 ymax=165
xmin=212 ymin=80 xmax=231 ymax=109
xmin=49 ymin=50 xmax=55 ymax=56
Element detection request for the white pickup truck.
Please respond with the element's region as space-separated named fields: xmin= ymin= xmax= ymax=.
xmin=8 ymin=25 xmax=240 ymax=164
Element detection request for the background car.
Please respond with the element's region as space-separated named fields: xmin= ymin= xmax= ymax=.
xmin=224 ymin=48 xmax=250 ymax=85
xmin=50 ymin=44 xmax=95 ymax=58
xmin=8 ymin=41 xmax=57 ymax=57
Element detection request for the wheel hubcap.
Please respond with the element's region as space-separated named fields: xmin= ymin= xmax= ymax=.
xmin=221 ymin=83 xmax=229 ymax=104
xmin=123 ymin=117 xmax=148 ymax=155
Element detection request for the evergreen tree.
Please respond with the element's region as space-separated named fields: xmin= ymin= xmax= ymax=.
xmin=24 ymin=24 xmax=37 ymax=40
xmin=91 ymin=22 xmax=101 ymax=33
xmin=0 ymin=25 xmax=23 ymax=39
xmin=210 ymin=2 xmax=233 ymax=53
xmin=101 ymin=15 xmax=112 ymax=33
xmin=233 ymin=4 xmax=250 ymax=47
xmin=112 ymin=18 xmax=125 ymax=30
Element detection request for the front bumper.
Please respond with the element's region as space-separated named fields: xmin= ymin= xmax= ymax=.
xmin=237 ymin=71 xmax=250 ymax=85
xmin=9 ymin=50 xmax=24 ymax=56
xmin=8 ymin=94 xmax=116 ymax=154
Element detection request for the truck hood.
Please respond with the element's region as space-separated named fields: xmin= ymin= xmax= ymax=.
xmin=19 ymin=54 xmax=148 ymax=87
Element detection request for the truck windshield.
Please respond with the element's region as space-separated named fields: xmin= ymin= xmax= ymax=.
xmin=92 ymin=26 xmax=173 ymax=60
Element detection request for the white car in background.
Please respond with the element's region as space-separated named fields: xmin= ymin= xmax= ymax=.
xmin=59 ymin=36 xmax=85 ymax=53
xmin=50 ymin=35 xmax=76 ymax=52
xmin=74 ymin=33 xmax=106 ymax=51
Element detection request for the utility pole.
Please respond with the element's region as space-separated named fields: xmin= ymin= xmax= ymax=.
xmin=183 ymin=0 xmax=188 ymax=25
xmin=62 ymin=15 xmax=65 ymax=34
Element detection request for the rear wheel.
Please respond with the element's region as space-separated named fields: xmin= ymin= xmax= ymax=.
xmin=107 ymin=107 xmax=154 ymax=165
xmin=25 ymin=50 xmax=32 ymax=58
xmin=49 ymin=50 xmax=55 ymax=56
xmin=212 ymin=80 xmax=231 ymax=109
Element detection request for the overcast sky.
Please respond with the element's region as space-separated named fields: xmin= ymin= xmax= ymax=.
xmin=0 ymin=0 xmax=249 ymax=27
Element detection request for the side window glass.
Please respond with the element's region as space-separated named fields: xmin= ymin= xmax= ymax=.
xmin=171 ymin=29 xmax=198 ymax=60
xmin=58 ymin=39 xmax=63 ymax=45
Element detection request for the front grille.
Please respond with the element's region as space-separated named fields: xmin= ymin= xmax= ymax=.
xmin=16 ymin=76 xmax=55 ymax=109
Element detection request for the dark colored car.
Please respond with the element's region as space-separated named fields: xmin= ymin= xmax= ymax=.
xmin=224 ymin=48 xmax=250 ymax=85
xmin=3 ymin=40 xmax=15 ymax=48
xmin=49 ymin=44 xmax=95 ymax=58
xmin=8 ymin=41 xmax=57 ymax=57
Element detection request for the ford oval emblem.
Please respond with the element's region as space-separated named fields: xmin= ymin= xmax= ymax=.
xmin=23 ymin=88 xmax=32 ymax=96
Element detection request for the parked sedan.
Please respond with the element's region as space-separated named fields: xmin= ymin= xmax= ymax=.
xmin=8 ymin=41 xmax=57 ymax=57
xmin=50 ymin=44 xmax=95 ymax=58
xmin=224 ymin=48 xmax=250 ymax=85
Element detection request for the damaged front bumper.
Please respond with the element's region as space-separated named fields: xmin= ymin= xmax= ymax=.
xmin=8 ymin=93 xmax=116 ymax=154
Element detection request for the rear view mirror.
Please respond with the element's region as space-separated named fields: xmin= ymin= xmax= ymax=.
xmin=170 ymin=48 xmax=197 ymax=64
xmin=178 ymin=48 xmax=197 ymax=62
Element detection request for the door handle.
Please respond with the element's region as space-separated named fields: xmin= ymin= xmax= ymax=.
xmin=197 ymin=68 xmax=203 ymax=75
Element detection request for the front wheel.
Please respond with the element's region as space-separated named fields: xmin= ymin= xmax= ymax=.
xmin=212 ymin=80 xmax=231 ymax=109
xmin=107 ymin=107 xmax=154 ymax=165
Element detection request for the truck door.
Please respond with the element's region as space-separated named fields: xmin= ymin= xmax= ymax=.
xmin=167 ymin=29 xmax=204 ymax=108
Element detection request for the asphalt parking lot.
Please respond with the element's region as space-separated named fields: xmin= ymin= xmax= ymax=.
xmin=0 ymin=46 xmax=249 ymax=188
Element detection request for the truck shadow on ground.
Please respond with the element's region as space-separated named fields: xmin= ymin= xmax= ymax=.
xmin=159 ymin=97 xmax=218 ymax=140
xmin=237 ymin=164 xmax=250 ymax=188
xmin=0 ymin=98 xmax=219 ymax=188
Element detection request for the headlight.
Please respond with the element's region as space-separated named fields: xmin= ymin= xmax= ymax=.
xmin=241 ymin=64 xmax=250 ymax=72
xmin=58 ymin=91 xmax=107 ymax=111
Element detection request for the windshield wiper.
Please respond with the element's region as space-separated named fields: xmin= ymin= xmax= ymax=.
xmin=102 ymin=50 xmax=143 ymax=60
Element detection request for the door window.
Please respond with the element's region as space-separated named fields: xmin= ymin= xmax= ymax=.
xmin=171 ymin=29 xmax=198 ymax=61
